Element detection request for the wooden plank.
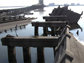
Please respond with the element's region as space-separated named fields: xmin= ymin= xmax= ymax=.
xmin=32 ymin=21 xmax=67 ymax=27
xmin=1 ymin=36 xmax=59 ymax=47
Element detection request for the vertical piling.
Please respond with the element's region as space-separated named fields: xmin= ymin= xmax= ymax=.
xmin=23 ymin=47 xmax=31 ymax=63
xmin=7 ymin=46 xmax=17 ymax=63
xmin=51 ymin=27 xmax=55 ymax=36
xmin=34 ymin=26 xmax=38 ymax=36
xmin=34 ymin=26 xmax=44 ymax=63
xmin=43 ymin=27 xmax=48 ymax=36
xmin=37 ymin=47 xmax=44 ymax=63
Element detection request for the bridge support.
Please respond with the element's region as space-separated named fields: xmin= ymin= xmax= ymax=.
xmin=7 ymin=46 xmax=17 ymax=63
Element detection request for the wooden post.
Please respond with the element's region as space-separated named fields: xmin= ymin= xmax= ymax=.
xmin=43 ymin=27 xmax=48 ymax=36
xmin=34 ymin=26 xmax=38 ymax=36
xmin=7 ymin=46 xmax=17 ymax=63
xmin=34 ymin=26 xmax=44 ymax=63
xmin=51 ymin=27 xmax=55 ymax=36
xmin=23 ymin=47 xmax=31 ymax=63
xmin=37 ymin=47 xmax=44 ymax=63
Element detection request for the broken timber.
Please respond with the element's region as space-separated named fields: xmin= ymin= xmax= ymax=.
xmin=44 ymin=6 xmax=83 ymax=24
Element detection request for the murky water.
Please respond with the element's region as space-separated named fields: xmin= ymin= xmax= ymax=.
xmin=0 ymin=6 xmax=84 ymax=63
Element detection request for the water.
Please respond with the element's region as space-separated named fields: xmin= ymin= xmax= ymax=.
xmin=0 ymin=6 xmax=84 ymax=63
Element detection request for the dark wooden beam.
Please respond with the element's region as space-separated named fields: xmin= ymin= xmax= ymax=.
xmin=1 ymin=36 xmax=59 ymax=47
xmin=43 ymin=16 xmax=67 ymax=21
xmin=32 ymin=21 xmax=67 ymax=27
xmin=43 ymin=15 xmax=67 ymax=18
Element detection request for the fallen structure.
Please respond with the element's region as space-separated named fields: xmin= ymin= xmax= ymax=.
xmin=1 ymin=20 xmax=84 ymax=63
xmin=43 ymin=6 xmax=83 ymax=23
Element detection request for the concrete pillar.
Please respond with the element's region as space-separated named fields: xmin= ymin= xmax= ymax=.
xmin=37 ymin=47 xmax=44 ymax=63
xmin=7 ymin=46 xmax=17 ymax=63
xmin=34 ymin=26 xmax=38 ymax=36
xmin=43 ymin=27 xmax=48 ymax=36
xmin=23 ymin=47 xmax=31 ymax=63
xmin=34 ymin=26 xmax=44 ymax=62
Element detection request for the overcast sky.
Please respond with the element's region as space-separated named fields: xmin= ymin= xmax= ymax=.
xmin=0 ymin=0 xmax=84 ymax=6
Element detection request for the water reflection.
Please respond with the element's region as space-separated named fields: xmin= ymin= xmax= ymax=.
xmin=0 ymin=25 xmax=27 ymax=35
